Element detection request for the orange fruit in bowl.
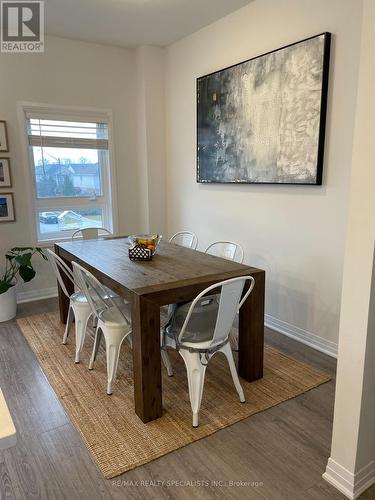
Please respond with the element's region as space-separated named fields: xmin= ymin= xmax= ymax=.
xmin=130 ymin=234 xmax=160 ymax=254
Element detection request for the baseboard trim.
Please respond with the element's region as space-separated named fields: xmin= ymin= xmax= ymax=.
xmin=265 ymin=314 xmax=338 ymax=358
xmin=323 ymin=458 xmax=375 ymax=499
xmin=17 ymin=287 xmax=58 ymax=304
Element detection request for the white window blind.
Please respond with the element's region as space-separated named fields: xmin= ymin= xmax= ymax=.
xmin=27 ymin=118 xmax=109 ymax=150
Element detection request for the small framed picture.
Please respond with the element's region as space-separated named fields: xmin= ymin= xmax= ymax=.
xmin=0 ymin=158 xmax=11 ymax=187
xmin=0 ymin=121 xmax=9 ymax=152
xmin=0 ymin=193 xmax=15 ymax=222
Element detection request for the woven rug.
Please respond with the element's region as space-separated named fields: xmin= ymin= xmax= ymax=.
xmin=17 ymin=312 xmax=330 ymax=479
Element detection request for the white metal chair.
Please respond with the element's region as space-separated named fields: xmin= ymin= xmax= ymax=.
xmin=169 ymin=231 xmax=198 ymax=250
xmin=72 ymin=261 xmax=132 ymax=395
xmin=205 ymin=241 xmax=245 ymax=351
xmin=72 ymin=227 xmax=111 ymax=240
xmin=205 ymin=241 xmax=244 ymax=264
xmin=162 ymin=275 xmax=255 ymax=427
xmin=164 ymin=230 xmax=198 ymax=335
xmin=47 ymin=249 xmax=119 ymax=363
xmin=47 ymin=249 xmax=94 ymax=363
xmin=73 ymin=262 xmax=173 ymax=394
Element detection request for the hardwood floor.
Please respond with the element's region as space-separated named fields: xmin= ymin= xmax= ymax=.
xmin=0 ymin=298 xmax=364 ymax=499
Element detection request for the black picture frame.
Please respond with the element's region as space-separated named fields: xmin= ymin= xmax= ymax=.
xmin=196 ymin=32 xmax=331 ymax=185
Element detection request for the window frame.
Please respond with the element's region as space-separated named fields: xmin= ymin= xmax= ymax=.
xmin=18 ymin=102 xmax=119 ymax=245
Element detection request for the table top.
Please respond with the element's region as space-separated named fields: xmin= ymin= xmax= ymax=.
xmin=56 ymin=238 xmax=263 ymax=297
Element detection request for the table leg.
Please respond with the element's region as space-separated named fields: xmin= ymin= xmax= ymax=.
xmin=54 ymin=245 xmax=73 ymax=324
xmin=239 ymin=270 xmax=265 ymax=381
xmin=132 ymin=295 xmax=163 ymax=422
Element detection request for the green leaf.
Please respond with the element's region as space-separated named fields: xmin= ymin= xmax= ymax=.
xmin=19 ymin=266 xmax=36 ymax=283
xmin=10 ymin=247 xmax=35 ymax=252
xmin=36 ymin=248 xmax=48 ymax=260
xmin=15 ymin=253 xmax=32 ymax=267
xmin=0 ymin=281 xmax=12 ymax=294
xmin=3 ymin=246 xmax=45 ymax=286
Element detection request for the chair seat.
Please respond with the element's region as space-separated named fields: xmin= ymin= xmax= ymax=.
xmin=99 ymin=304 xmax=131 ymax=327
xmin=70 ymin=290 xmax=90 ymax=305
xmin=70 ymin=285 xmax=119 ymax=306
xmin=165 ymin=294 xmax=220 ymax=346
xmin=179 ymin=339 xmax=218 ymax=350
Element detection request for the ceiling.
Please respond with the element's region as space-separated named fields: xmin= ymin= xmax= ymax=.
xmin=43 ymin=0 xmax=252 ymax=48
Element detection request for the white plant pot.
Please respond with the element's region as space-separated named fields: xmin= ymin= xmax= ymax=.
xmin=0 ymin=286 xmax=17 ymax=322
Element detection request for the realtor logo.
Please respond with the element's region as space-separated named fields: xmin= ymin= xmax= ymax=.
xmin=1 ymin=1 xmax=44 ymax=52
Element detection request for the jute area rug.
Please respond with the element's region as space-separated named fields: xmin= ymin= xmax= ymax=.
xmin=17 ymin=312 xmax=330 ymax=479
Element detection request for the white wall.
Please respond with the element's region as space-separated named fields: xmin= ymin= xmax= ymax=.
xmin=0 ymin=35 xmax=139 ymax=297
xmin=324 ymin=0 xmax=375 ymax=495
xmin=165 ymin=0 xmax=363 ymax=349
xmin=135 ymin=46 xmax=167 ymax=235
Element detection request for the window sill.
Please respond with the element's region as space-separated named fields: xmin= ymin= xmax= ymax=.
xmin=36 ymin=233 xmax=115 ymax=247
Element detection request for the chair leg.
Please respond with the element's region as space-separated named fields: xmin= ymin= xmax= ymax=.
xmin=220 ymin=343 xmax=245 ymax=403
xmin=62 ymin=305 xmax=74 ymax=345
xmin=89 ymin=327 xmax=103 ymax=370
xmin=160 ymin=328 xmax=174 ymax=376
xmin=161 ymin=349 xmax=174 ymax=376
xmin=92 ymin=316 xmax=98 ymax=329
xmin=126 ymin=332 xmax=133 ymax=349
xmin=179 ymin=349 xmax=207 ymax=427
xmin=229 ymin=327 xmax=239 ymax=351
xmin=74 ymin=308 xmax=92 ymax=364
xmin=104 ymin=330 xmax=129 ymax=395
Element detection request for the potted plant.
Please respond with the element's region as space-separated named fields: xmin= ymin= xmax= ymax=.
xmin=0 ymin=247 xmax=47 ymax=322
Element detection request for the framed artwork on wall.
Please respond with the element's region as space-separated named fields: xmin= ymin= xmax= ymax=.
xmin=0 ymin=158 xmax=11 ymax=187
xmin=197 ymin=32 xmax=331 ymax=185
xmin=0 ymin=193 xmax=15 ymax=222
xmin=0 ymin=121 xmax=9 ymax=152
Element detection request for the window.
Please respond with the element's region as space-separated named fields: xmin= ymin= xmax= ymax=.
xmin=24 ymin=109 xmax=115 ymax=242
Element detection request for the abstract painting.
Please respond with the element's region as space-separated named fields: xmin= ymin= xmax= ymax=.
xmin=197 ymin=33 xmax=331 ymax=185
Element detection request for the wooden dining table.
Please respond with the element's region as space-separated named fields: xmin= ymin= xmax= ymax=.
xmin=55 ymin=238 xmax=265 ymax=423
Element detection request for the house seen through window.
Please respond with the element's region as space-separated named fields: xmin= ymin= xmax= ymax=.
xmin=25 ymin=113 xmax=114 ymax=241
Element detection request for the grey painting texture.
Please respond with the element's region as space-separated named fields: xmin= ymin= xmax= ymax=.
xmin=197 ymin=34 xmax=326 ymax=184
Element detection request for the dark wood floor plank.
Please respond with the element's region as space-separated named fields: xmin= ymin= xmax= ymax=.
xmin=0 ymin=324 xmax=68 ymax=438
xmin=0 ymin=458 xmax=17 ymax=500
xmin=264 ymin=328 xmax=337 ymax=377
xmin=1 ymin=436 xmax=63 ymax=500
xmin=38 ymin=424 xmax=113 ymax=500
xmin=213 ymin=417 xmax=321 ymax=497
xmin=304 ymin=481 xmax=348 ymax=499
xmin=16 ymin=298 xmax=59 ymax=317
xmin=0 ymin=298 xmax=347 ymax=500
xmin=360 ymin=484 xmax=375 ymax=499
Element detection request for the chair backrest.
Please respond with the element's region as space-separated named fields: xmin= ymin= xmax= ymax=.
xmin=46 ymin=249 xmax=75 ymax=298
xmin=169 ymin=231 xmax=198 ymax=250
xmin=72 ymin=261 xmax=130 ymax=325
xmin=71 ymin=227 xmax=111 ymax=241
xmin=205 ymin=241 xmax=244 ymax=263
xmin=178 ymin=275 xmax=255 ymax=348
